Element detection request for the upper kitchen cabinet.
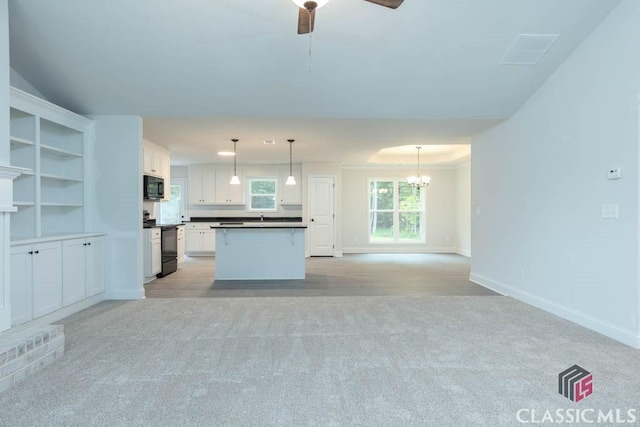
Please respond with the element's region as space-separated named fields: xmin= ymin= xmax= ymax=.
xmin=9 ymin=87 xmax=91 ymax=240
xmin=279 ymin=165 xmax=302 ymax=205
xmin=215 ymin=168 xmax=245 ymax=205
xmin=143 ymin=139 xmax=171 ymax=201
xmin=188 ymin=169 xmax=216 ymax=205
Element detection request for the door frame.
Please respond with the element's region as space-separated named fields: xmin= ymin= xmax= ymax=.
xmin=307 ymin=175 xmax=337 ymax=257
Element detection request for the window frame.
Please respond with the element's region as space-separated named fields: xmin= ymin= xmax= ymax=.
xmin=368 ymin=178 xmax=426 ymax=244
xmin=247 ymin=177 xmax=278 ymax=212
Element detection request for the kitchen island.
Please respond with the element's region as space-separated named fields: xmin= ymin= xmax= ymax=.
xmin=211 ymin=223 xmax=307 ymax=280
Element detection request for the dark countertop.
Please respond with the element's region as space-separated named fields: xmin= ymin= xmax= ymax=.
xmin=210 ymin=224 xmax=307 ymax=229
xmin=189 ymin=216 xmax=302 ymax=223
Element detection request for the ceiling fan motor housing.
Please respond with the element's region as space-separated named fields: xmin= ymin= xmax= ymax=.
xmin=303 ymin=1 xmax=318 ymax=11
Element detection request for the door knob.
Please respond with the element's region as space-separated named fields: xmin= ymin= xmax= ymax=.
xmin=310 ymin=218 xmax=315 ymax=222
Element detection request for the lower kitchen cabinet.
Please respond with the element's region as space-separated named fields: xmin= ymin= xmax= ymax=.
xmin=185 ymin=223 xmax=216 ymax=255
xmin=177 ymin=225 xmax=185 ymax=268
xmin=62 ymin=235 xmax=106 ymax=305
xmin=11 ymin=241 xmax=62 ymax=323
xmin=144 ymin=228 xmax=161 ymax=280
xmin=10 ymin=233 xmax=106 ymax=327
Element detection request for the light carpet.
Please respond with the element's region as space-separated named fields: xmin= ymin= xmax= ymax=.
xmin=0 ymin=296 xmax=638 ymax=426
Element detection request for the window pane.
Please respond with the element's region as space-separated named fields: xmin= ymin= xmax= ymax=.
xmin=369 ymin=211 xmax=394 ymax=241
xmin=399 ymin=212 xmax=421 ymax=240
xmin=370 ymin=181 xmax=394 ymax=210
xmin=398 ymin=182 xmax=421 ymax=211
xmin=159 ymin=184 xmax=181 ymax=224
xmin=251 ymin=180 xmax=276 ymax=194
xmin=251 ymin=195 xmax=275 ymax=210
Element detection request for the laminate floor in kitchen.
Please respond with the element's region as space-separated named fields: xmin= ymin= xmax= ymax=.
xmin=144 ymin=254 xmax=497 ymax=298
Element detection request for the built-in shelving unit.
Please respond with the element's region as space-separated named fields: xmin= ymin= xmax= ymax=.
xmin=9 ymin=88 xmax=91 ymax=241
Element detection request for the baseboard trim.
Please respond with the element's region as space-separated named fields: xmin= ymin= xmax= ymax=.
xmin=334 ymin=251 xmax=343 ymax=258
xmin=456 ymin=249 xmax=471 ymax=257
xmin=8 ymin=293 xmax=105 ymax=332
xmin=105 ymin=289 xmax=145 ymax=300
xmin=470 ymin=273 xmax=640 ymax=349
xmin=0 ymin=306 xmax=10 ymax=333
xmin=343 ymin=246 xmax=456 ymax=254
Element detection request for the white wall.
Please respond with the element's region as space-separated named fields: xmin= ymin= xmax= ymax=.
xmin=0 ymin=0 xmax=10 ymax=332
xmin=89 ymin=116 xmax=145 ymax=300
xmin=471 ymin=0 xmax=640 ymax=347
xmin=342 ymin=167 xmax=456 ymax=253
xmin=0 ymin=0 xmax=7 ymax=165
xmin=10 ymin=67 xmax=45 ymax=100
xmin=455 ymin=163 xmax=471 ymax=256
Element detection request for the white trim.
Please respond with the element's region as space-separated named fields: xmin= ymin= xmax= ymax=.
xmin=637 ymin=93 xmax=640 ymax=343
xmin=456 ymin=249 xmax=471 ymax=257
xmin=9 ymin=293 xmax=105 ymax=332
xmin=343 ymin=246 xmax=456 ymax=254
xmin=470 ymin=273 xmax=640 ymax=349
xmin=105 ymin=289 xmax=145 ymax=300
xmin=334 ymin=251 xmax=343 ymax=257
xmin=0 ymin=305 xmax=10 ymax=333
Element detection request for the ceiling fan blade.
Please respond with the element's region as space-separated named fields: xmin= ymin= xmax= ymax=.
xmin=364 ymin=0 xmax=404 ymax=9
xmin=297 ymin=7 xmax=316 ymax=34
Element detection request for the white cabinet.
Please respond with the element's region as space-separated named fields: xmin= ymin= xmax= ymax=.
xmin=143 ymin=145 xmax=165 ymax=178
xmin=62 ymin=235 xmax=106 ymax=305
xmin=215 ymin=169 xmax=245 ymax=205
xmin=279 ymin=165 xmax=302 ymax=205
xmin=143 ymin=140 xmax=171 ymax=201
xmin=188 ymin=170 xmax=217 ymax=205
xmin=185 ymin=223 xmax=216 ymax=255
xmin=144 ymin=228 xmax=162 ymax=279
xmin=177 ymin=225 xmax=185 ymax=268
xmin=10 ymin=241 xmax=62 ymax=324
xmin=9 ymin=88 xmax=90 ymax=240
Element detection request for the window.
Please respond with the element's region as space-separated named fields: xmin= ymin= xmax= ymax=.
xmin=159 ymin=184 xmax=182 ymax=224
xmin=369 ymin=179 xmax=425 ymax=242
xmin=248 ymin=178 xmax=277 ymax=211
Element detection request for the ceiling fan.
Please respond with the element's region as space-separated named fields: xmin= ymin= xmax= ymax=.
xmin=293 ymin=0 xmax=404 ymax=34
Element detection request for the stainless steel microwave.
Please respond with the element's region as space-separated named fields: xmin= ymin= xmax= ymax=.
xmin=143 ymin=175 xmax=164 ymax=200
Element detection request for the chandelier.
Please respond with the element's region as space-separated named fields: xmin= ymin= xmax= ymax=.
xmin=407 ymin=146 xmax=431 ymax=189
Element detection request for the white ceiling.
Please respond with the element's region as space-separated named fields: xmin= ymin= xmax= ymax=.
xmin=8 ymin=0 xmax=620 ymax=165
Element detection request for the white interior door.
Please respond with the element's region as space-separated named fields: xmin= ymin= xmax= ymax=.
xmin=308 ymin=176 xmax=335 ymax=256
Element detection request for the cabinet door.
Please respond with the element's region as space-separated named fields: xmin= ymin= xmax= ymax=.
xmin=201 ymin=171 xmax=217 ymax=204
xmin=188 ymin=171 xmax=203 ymax=204
xmin=151 ymin=239 xmax=162 ymax=275
xmin=202 ymin=229 xmax=216 ymax=252
xmin=10 ymin=245 xmax=33 ymax=326
xmin=185 ymin=229 xmax=201 ymax=252
xmin=215 ymin=170 xmax=230 ymax=203
xmin=143 ymin=147 xmax=155 ymax=176
xmin=177 ymin=227 xmax=185 ymax=266
xmin=32 ymin=241 xmax=63 ymax=318
xmin=215 ymin=170 xmax=244 ymax=205
xmin=62 ymin=239 xmax=86 ymax=306
xmin=86 ymin=236 xmax=106 ymax=297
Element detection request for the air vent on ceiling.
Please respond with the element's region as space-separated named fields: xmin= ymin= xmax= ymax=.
xmin=263 ymin=140 xmax=276 ymax=145
xmin=501 ymin=34 xmax=558 ymax=65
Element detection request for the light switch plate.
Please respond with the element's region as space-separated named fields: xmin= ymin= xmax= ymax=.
xmin=601 ymin=204 xmax=619 ymax=219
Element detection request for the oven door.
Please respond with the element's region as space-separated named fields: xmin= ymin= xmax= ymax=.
xmin=161 ymin=226 xmax=178 ymax=262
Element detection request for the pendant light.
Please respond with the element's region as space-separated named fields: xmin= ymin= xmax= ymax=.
xmin=230 ymin=139 xmax=240 ymax=185
xmin=407 ymin=146 xmax=430 ymax=189
xmin=286 ymin=139 xmax=296 ymax=186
